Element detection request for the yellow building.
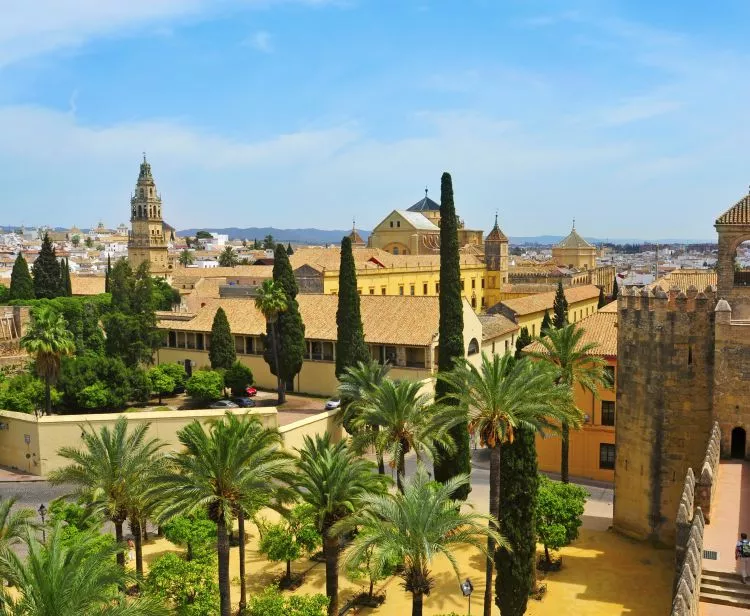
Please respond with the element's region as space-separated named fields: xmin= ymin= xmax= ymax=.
xmin=156 ymin=294 xmax=483 ymax=397
xmin=490 ymin=284 xmax=601 ymax=338
xmin=478 ymin=313 xmax=519 ymax=357
xmin=526 ymin=301 xmax=618 ymax=482
xmin=551 ymin=222 xmax=597 ymax=270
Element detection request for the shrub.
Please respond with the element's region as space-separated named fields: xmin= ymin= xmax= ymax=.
xmin=78 ymin=382 xmax=110 ymax=410
xmin=157 ymin=363 xmax=188 ymax=391
xmin=148 ymin=367 xmax=176 ymax=404
xmin=536 ymin=475 xmax=587 ymax=567
xmin=223 ymin=361 xmax=254 ymax=396
xmin=0 ymin=373 xmax=52 ymax=413
xmin=147 ymin=552 xmax=220 ymax=616
xmin=57 ymin=354 xmax=132 ymax=411
xmin=186 ymin=371 xmax=224 ymax=403
xmin=162 ymin=511 xmax=216 ymax=562
xmin=247 ymin=586 xmax=328 ymax=616
xmin=258 ymin=505 xmax=321 ymax=585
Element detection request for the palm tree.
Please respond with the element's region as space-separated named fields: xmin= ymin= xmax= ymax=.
xmin=335 ymin=465 xmax=507 ymax=616
xmin=178 ymin=249 xmax=194 ymax=267
xmin=528 ymin=323 xmax=611 ymax=483
xmin=255 ymin=279 xmax=288 ymax=404
xmin=337 ymin=360 xmax=391 ymax=474
xmin=438 ymin=353 xmax=575 ymax=616
xmin=295 ymin=433 xmax=388 ymax=616
xmin=48 ymin=417 xmax=163 ymax=569
xmin=0 ymin=524 xmax=168 ymax=616
xmin=151 ymin=413 xmax=293 ymax=616
xmin=0 ymin=496 xmax=37 ymax=594
xmin=19 ymin=306 xmax=75 ymax=415
xmin=218 ymin=246 xmax=239 ymax=267
xmin=350 ymin=379 xmax=459 ymax=492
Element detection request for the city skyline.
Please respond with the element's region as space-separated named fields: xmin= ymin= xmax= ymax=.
xmin=1 ymin=1 xmax=750 ymax=238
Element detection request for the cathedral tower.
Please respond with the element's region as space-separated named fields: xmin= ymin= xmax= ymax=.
xmin=127 ymin=155 xmax=170 ymax=275
xmin=483 ymin=213 xmax=508 ymax=309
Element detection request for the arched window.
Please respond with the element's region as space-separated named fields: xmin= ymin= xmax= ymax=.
xmin=468 ymin=338 xmax=480 ymax=355
xmin=734 ymin=240 xmax=750 ymax=286
xmin=139 ymin=188 xmax=144 ymax=197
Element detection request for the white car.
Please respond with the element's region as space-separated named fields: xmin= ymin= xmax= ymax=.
xmin=209 ymin=400 xmax=239 ymax=409
xmin=325 ymin=398 xmax=341 ymax=410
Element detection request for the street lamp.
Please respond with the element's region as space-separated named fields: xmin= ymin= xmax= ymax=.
xmin=38 ymin=504 xmax=47 ymax=543
xmin=460 ymin=578 xmax=474 ymax=615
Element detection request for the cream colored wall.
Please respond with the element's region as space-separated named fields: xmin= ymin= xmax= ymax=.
xmin=481 ymin=330 xmax=517 ymax=358
xmin=462 ymin=298 xmax=484 ymax=369
xmin=516 ymin=296 xmax=599 ymax=337
xmin=279 ymin=409 xmax=344 ymax=452
xmin=552 ymin=247 xmax=596 ymax=270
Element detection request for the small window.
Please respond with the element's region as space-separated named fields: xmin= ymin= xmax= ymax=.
xmin=599 ymin=444 xmax=616 ymax=469
xmin=471 ymin=278 xmax=476 ymax=289
xmin=467 ymin=338 xmax=480 ymax=355
xmin=390 ymin=221 xmax=394 ymax=228
xmin=423 ymin=283 xmax=428 ymax=295
xmin=357 ymin=288 xmax=362 ymax=295
xmin=381 ymin=287 xmax=386 ymax=295
xmin=397 ymin=221 xmax=401 ymax=228
xmin=393 ymin=247 xmax=399 ymax=255
xmin=461 ymin=279 xmax=465 ymax=291
xmin=601 ymin=401 xmax=615 ymax=426
xmin=410 ymin=285 xmax=415 ymax=296
xmin=504 ymin=339 xmax=509 ymax=353
xmin=399 ymin=286 xmax=404 ymax=296
xmin=481 ymin=278 xmax=485 ymax=289
xmin=436 ymin=282 xmax=440 ymax=294
xmin=369 ymin=287 xmax=375 ymax=295
xmin=471 ymin=297 xmax=476 ymax=308
xmin=532 ymin=324 xmax=536 ymax=336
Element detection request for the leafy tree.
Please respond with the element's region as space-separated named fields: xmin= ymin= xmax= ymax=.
xmin=335 ymin=236 xmax=369 ymax=378
xmin=148 ymin=367 xmax=176 ymax=404
xmin=32 ymin=233 xmax=62 ymax=299
xmin=528 ymin=323 xmax=609 ymax=483
xmin=597 ymin=287 xmax=606 ymax=309
xmin=536 ymin=476 xmax=586 ymax=566
xmin=514 ymin=327 xmax=531 ymax=359
xmin=540 ymin=310 xmax=552 ymax=337
xmin=552 ymin=281 xmax=568 ymax=329
xmin=84 ymin=236 xmax=94 ymax=248
xmin=247 ymin=586 xmax=328 ymax=616
xmin=57 ymin=354 xmax=133 ymax=411
xmin=263 ymin=234 xmax=275 ymax=249
xmin=336 ymin=465 xmax=506 ymax=616
xmin=612 ymin=277 xmax=619 ymax=300
xmin=71 ymin=234 xmax=80 ymax=247
xmin=105 ymin=254 xmax=111 ymax=293
xmin=295 ymin=433 xmax=388 ymax=616
xmin=147 ymin=552 xmax=219 ymax=616
xmin=218 ymin=246 xmax=238 ymax=267
xmin=253 ymin=238 xmax=261 ymax=250
xmin=0 ymin=284 xmax=8 ymax=303
xmin=258 ymin=504 xmax=321 ymax=586
xmin=185 ymin=371 xmax=224 ymax=403
xmin=152 ymin=414 xmax=294 ymax=616
xmin=209 ymin=307 xmax=235 ymax=370
xmin=156 ymin=363 xmax=187 ymax=392
xmin=255 ymin=279 xmax=288 ymax=404
xmin=433 ymin=172 xmax=470 ymax=498
xmin=10 ymin=253 xmax=34 ymax=300
xmin=286 ymin=242 xmax=294 ymax=255
xmin=0 ymin=373 xmax=51 ymax=413
xmin=223 ymin=361 xmax=253 ymax=396
xmin=162 ymin=511 xmax=216 ymax=562
xmin=178 ymin=249 xmax=194 ymax=267
xmin=351 ymin=379 xmax=459 ymax=492
xmin=344 ymin=531 xmax=398 ymax=602
xmin=20 ymin=306 xmax=75 ymax=414
xmin=195 ymin=230 xmax=212 ymax=240
xmin=0 ymin=496 xmax=37 ymax=554
xmin=438 ymin=354 xmax=572 ymax=616
xmin=495 ymin=428 xmax=539 ymax=616
xmin=152 ymin=277 xmax=180 ymax=310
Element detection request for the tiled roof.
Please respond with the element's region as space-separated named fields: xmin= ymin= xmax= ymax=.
xmin=289 ymin=247 xmax=484 ymax=272
xmin=158 ymin=295 xmax=443 ymax=346
xmin=348 ymin=229 xmax=366 ymax=245
xmin=554 ymin=227 xmax=595 ymax=250
xmin=599 ymin=300 xmax=618 ymax=313
xmin=649 ymin=270 xmax=717 ymax=293
xmin=407 ymin=194 xmax=441 ymax=212
xmin=525 ymin=310 xmax=617 ymax=358
xmin=397 ymin=210 xmax=441 ymax=231
xmin=171 ymin=265 xmax=274 ymax=279
xmin=70 ymin=275 xmax=106 ymax=296
xmin=486 ymin=217 xmax=508 ymax=242
xmin=500 ymin=285 xmax=601 ymax=317
xmin=478 ymin=314 xmax=519 ymax=341
xmin=716 ymin=194 xmax=750 ymax=225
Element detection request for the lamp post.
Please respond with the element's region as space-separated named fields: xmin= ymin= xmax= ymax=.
xmin=460 ymin=578 xmax=474 ymax=615
xmin=38 ymin=503 xmax=47 ymax=543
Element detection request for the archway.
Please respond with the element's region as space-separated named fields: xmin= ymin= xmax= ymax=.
xmin=733 ymin=240 xmax=750 ymax=286
xmin=731 ymin=426 xmax=746 ymax=459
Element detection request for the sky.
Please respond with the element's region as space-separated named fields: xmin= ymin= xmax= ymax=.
xmin=1 ymin=0 xmax=750 ymax=240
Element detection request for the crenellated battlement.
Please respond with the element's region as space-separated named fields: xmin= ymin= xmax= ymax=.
xmin=618 ymin=284 xmax=717 ymax=316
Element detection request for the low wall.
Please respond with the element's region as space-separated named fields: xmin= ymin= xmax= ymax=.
xmin=671 ymin=507 xmax=704 ymax=616
xmin=279 ymin=409 xmax=343 ymax=452
xmin=696 ymin=422 xmax=721 ymax=523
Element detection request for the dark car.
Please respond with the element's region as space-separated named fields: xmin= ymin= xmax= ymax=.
xmin=231 ymin=397 xmax=256 ymax=408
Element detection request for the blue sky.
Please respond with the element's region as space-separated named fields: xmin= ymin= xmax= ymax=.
xmin=1 ymin=0 xmax=749 ymax=239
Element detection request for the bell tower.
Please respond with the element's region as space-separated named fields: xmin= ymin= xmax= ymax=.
xmin=128 ymin=154 xmax=170 ymax=275
xmin=483 ymin=213 xmax=508 ymax=309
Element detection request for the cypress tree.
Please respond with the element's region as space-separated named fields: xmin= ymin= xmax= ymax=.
xmin=540 ymin=310 xmax=552 ymax=337
xmin=335 ymin=236 xmax=369 ymax=377
xmin=432 ymin=172 xmax=471 ymax=499
xmin=612 ymin=277 xmax=619 ymax=301
xmin=514 ymin=327 xmax=532 ymax=360
xmin=209 ymin=307 xmax=236 ymax=370
xmin=64 ymin=258 xmax=73 ymax=296
xmin=495 ymin=427 xmax=539 ymax=616
xmin=263 ymin=244 xmax=305 ymax=403
xmin=286 ymin=242 xmax=294 ymax=256
xmin=9 ymin=254 xmax=34 ymax=300
xmin=105 ymin=254 xmax=111 ymax=294
xmin=597 ymin=287 xmax=606 ymax=309
xmin=32 ymin=232 xmax=62 ymax=299
xmin=552 ymin=281 xmax=568 ymax=329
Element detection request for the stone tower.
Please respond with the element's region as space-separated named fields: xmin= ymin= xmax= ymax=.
xmin=552 ymin=221 xmax=596 ymax=269
xmin=128 ymin=155 xmax=170 ymax=275
xmin=483 ymin=214 xmax=508 ymax=309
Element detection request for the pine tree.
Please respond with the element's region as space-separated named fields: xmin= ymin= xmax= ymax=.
xmin=105 ymin=254 xmax=111 ymax=294
xmin=612 ymin=277 xmax=619 ymax=301
xmin=9 ymin=254 xmax=34 ymax=300
xmin=286 ymin=242 xmax=294 ymax=256
xmin=263 ymin=244 xmax=305 ymax=403
xmin=209 ymin=307 xmax=236 ymax=370
xmin=540 ymin=310 xmax=552 ymax=337
xmin=514 ymin=327 xmax=532 ymax=359
xmin=432 ymin=172 xmax=471 ymax=499
xmin=495 ymin=427 xmax=539 ymax=616
xmin=597 ymin=287 xmax=606 ymax=308
xmin=32 ymin=233 xmax=62 ymax=299
xmin=63 ymin=258 xmax=72 ymax=296
xmin=552 ymin=281 xmax=568 ymax=329
xmin=335 ymin=236 xmax=370 ymax=378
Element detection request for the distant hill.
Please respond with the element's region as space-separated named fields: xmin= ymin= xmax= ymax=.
xmin=178 ymin=227 xmax=370 ymax=245
xmin=508 ymin=236 xmax=715 ymax=246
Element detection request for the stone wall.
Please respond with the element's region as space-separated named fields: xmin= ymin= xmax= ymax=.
xmin=695 ymin=422 xmax=721 ymax=522
xmin=614 ymin=285 xmax=716 ymax=545
xmin=671 ymin=506 xmax=705 ymax=616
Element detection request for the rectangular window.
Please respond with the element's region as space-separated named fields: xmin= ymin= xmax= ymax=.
xmin=369 ymin=287 xmax=375 ymax=295
xmin=410 ymin=285 xmax=415 ymax=296
xmin=471 ymin=297 xmax=476 ymax=308
xmin=399 ymin=286 xmax=404 ymax=296
xmin=601 ymin=401 xmax=615 ymax=426
xmin=397 ymin=221 xmax=400 ymax=227
xmin=357 ymin=288 xmax=362 ymax=295
xmin=461 ymin=279 xmax=465 ymax=291
xmin=436 ymin=282 xmax=440 ymax=293
xmin=471 ymin=278 xmax=476 ymax=289
xmin=599 ymin=444 xmax=616 ymax=469
xmin=504 ymin=340 xmax=509 ymax=353
xmin=481 ymin=278 xmax=485 ymax=289
xmin=532 ymin=324 xmax=536 ymax=336
xmin=423 ymin=283 xmax=428 ymax=295
xmin=381 ymin=287 xmax=386 ymax=295
xmin=390 ymin=221 xmax=393 ymax=228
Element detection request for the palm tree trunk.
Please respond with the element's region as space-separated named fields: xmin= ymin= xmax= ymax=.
xmin=561 ymin=421 xmax=570 ymax=483
xmin=412 ymin=592 xmax=423 ymax=616
xmin=323 ymin=531 xmax=339 ymax=616
xmin=114 ymin=520 xmax=125 ymax=568
xmin=216 ymin=516 xmax=232 ymax=616
xmin=44 ymin=376 xmax=51 ymax=416
xmin=377 ymin=453 xmax=385 ymax=475
xmin=484 ymin=443 xmax=501 ymax=616
xmin=131 ymin=517 xmax=144 ymax=580
xmin=238 ymin=509 xmax=248 ymax=613
xmin=544 ymin=543 xmax=551 ymax=566
xmin=397 ymin=450 xmax=406 ymax=493
xmin=271 ymin=323 xmax=284 ymax=405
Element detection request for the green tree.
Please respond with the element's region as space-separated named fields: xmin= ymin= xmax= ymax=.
xmin=336 ymin=465 xmax=506 ymax=616
xmin=335 ymin=236 xmax=370 ymax=378
xmin=60 ymin=258 xmax=72 ymax=297
xmin=255 ymin=280 xmax=288 ymax=404
xmin=540 ymin=310 xmax=552 ymax=337
xmin=0 ymin=284 xmax=8 ymax=303
xmin=223 ymin=361 xmax=253 ymax=396
xmin=57 ymin=354 xmax=133 ymax=411
xmin=514 ymin=327 xmax=531 ymax=360
xmin=432 ymin=172 xmax=470 ymax=498
xmin=0 ymin=496 xmax=37 ymax=564
xmin=294 ymin=434 xmax=388 ymax=616
xmin=552 ymin=281 xmax=568 ymax=329
xmin=32 ymin=233 xmax=62 ymax=299
xmin=9 ymin=254 xmax=34 ymax=300
xmin=152 ymin=277 xmax=180 ymax=310
xmin=247 ymin=586 xmax=328 ymax=616
xmin=185 ymin=371 xmax=223 ymax=403
xmin=528 ymin=323 xmax=610 ymax=483
xmin=612 ymin=277 xmax=619 ymax=300
xmin=20 ymin=306 xmax=75 ymax=414
xmin=148 ymin=367 xmax=176 ymax=404
xmin=152 ymin=413 xmax=294 ymax=616
xmin=162 ymin=511 xmax=216 ymax=562
xmin=536 ymin=476 xmax=586 ymax=566
xmin=178 ymin=249 xmax=194 ymax=267
xmin=597 ymin=287 xmax=606 ymax=309
xmin=156 ymin=363 xmax=187 ymax=392
xmin=286 ymin=242 xmax=294 ymax=255
xmin=71 ymin=235 xmax=80 ymax=247
xmin=105 ymin=254 xmax=111 ymax=294
xmin=217 ymin=246 xmax=238 ymax=267
xmin=84 ymin=236 xmax=94 ymax=248
xmin=258 ymin=504 xmax=321 ymax=586
xmin=195 ymin=231 xmax=212 ymax=240
xmin=350 ymin=379 xmax=459 ymax=492
xmin=438 ymin=354 xmax=572 ymax=616
xmin=495 ymin=428 xmax=539 ymax=616
xmin=0 ymin=373 xmax=50 ymax=413
xmin=208 ymin=307 xmax=236 ymax=370
xmin=147 ymin=552 xmax=219 ymax=616
xmin=344 ymin=531 xmax=398 ymax=602
xmin=263 ymin=234 xmax=275 ymax=249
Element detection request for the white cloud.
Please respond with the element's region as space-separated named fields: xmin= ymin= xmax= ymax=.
xmin=244 ymin=31 xmax=274 ymax=53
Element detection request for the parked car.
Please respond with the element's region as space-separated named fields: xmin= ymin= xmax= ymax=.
xmin=325 ymin=398 xmax=341 ymax=410
xmin=231 ymin=397 xmax=256 ymax=408
xmin=209 ymin=400 xmax=239 ymax=409
xmin=245 ymin=386 xmax=258 ymax=397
